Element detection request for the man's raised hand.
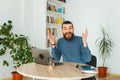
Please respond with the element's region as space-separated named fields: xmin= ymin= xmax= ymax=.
xmin=82 ymin=28 xmax=88 ymax=47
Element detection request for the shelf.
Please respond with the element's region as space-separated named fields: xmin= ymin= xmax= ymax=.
xmin=47 ymin=23 xmax=61 ymax=27
xmin=48 ymin=0 xmax=65 ymax=5
xmin=47 ymin=10 xmax=64 ymax=16
xmin=46 ymin=0 xmax=65 ymax=47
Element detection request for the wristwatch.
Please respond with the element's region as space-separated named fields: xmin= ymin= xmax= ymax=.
xmin=51 ymin=44 xmax=55 ymax=48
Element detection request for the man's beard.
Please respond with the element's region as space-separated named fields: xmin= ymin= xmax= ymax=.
xmin=63 ymin=32 xmax=74 ymax=41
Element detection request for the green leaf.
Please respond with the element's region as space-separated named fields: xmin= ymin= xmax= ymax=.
xmin=8 ymin=20 xmax=12 ymax=24
xmin=3 ymin=60 xmax=9 ymax=66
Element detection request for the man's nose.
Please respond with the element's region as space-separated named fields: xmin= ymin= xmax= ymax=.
xmin=66 ymin=29 xmax=71 ymax=32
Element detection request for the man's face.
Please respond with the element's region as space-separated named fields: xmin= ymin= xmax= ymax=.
xmin=62 ymin=24 xmax=74 ymax=40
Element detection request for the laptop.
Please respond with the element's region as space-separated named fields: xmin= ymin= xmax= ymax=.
xmin=32 ymin=48 xmax=63 ymax=66
xmin=32 ymin=48 xmax=50 ymax=65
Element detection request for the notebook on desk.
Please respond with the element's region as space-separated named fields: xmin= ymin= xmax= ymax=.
xmin=80 ymin=66 xmax=97 ymax=73
xmin=32 ymin=48 xmax=63 ymax=66
xmin=76 ymin=65 xmax=97 ymax=73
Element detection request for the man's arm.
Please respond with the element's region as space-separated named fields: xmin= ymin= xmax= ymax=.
xmin=80 ymin=45 xmax=92 ymax=62
xmin=47 ymin=28 xmax=62 ymax=61
xmin=51 ymin=41 xmax=62 ymax=61
xmin=47 ymin=28 xmax=56 ymax=45
xmin=82 ymin=28 xmax=88 ymax=47
xmin=81 ymin=28 xmax=92 ymax=62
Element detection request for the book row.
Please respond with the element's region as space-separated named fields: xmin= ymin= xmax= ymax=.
xmin=46 ymin=16 xmax=64 ymax=24
xmin=47 ymin=2 xmax=65 ymax=14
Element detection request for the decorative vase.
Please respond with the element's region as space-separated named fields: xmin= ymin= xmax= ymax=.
xmin=98 ymin=67 xmax=107 ymax=77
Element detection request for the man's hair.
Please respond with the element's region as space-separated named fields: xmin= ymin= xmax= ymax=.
xmin=62 ymin=21 xmax=74 ymax=29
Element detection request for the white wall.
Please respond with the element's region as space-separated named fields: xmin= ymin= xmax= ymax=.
xmin=21 ymin=0 xmax=47 ymax=49
xmin=19 ymin=0 xmax=47 ymax=49
xmin=32 ymin=0 xmax=47 ymax=49
xmin=0 ymin=0 xmax=22 ymax=79
xmin=66 ymin=0 xmax=120 ymax=74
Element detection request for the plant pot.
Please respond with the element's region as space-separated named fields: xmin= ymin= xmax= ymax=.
xmin=98 ymin=67 xmax=107 ymax=77
xmin=12 ymin=71 xmax=23 ymax=80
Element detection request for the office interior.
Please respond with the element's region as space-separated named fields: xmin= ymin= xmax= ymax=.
xmin=0 ymin=0 xmax=120 ymax=79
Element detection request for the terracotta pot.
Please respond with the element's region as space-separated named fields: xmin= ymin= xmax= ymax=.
xmin=12 ymin=71 xmax=23 ymax=80
xmin=98 ymin=67 xmax=107 ymax=77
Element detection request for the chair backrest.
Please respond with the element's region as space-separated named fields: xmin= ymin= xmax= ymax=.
xmin=86 ymin=55 xmax=97 ymax=67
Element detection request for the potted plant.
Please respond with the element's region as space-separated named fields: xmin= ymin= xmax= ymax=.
xmin=95 ymin=25 xmax=114 ymax=77
xmin=0 ymin=20 xmax=34 ymax=80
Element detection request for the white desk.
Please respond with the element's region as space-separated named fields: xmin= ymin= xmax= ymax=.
xmin=17 ymin=62 xmax=96 ymax=80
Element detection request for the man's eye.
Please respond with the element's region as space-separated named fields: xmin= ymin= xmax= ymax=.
xmin=69 ymin=27 xmax=72 ymax=29
xmin=63 ymin=28 xmax=66 ymax=30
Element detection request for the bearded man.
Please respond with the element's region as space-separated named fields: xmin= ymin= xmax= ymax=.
xmin=48 ymin=21 xmax=92 ymax=64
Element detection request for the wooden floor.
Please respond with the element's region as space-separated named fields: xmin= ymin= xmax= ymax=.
xmin=2 ymin=75 xmax=120 ymax=80
xmin=96 ymin=75 xmax=120 ymax=80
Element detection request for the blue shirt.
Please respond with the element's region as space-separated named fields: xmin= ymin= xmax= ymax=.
xmin=52 ymin=35 xmax=92 ymax=64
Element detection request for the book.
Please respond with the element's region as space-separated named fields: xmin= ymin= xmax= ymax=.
xmin=50 ymin=5 xmax=57 ymax=12
xmin=47 ymin=2 xmax=51 ymax=10
xmin=50 ymin=17 xmax=55 ymax=23
xmin=56 ymin=17 xmax=62 ymax=24
xmin=57 ymin=7 xmax=63 ymax=13
xmin=46 ymin=16 xmax=49 ymax=23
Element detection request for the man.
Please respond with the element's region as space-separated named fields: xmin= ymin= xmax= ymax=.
xmin=48 ymin=21 xmax=92 ymax=64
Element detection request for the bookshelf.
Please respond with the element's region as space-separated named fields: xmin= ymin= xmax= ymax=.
xmin=46 ymin=0 xmax=66 ymax=47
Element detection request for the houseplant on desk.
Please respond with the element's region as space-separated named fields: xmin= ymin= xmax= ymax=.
xmin=96 ymin=26 xmax=114 ymax=77
xmin=0 ymin=20 xmax=34 ymax=80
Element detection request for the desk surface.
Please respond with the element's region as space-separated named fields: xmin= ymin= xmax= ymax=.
xmin=17 ymin=62 xmax=96 ymax=80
